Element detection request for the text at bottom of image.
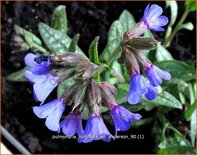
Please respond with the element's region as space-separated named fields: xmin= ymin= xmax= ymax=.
xmin=52 ymin=134 xmax=145 ymax=140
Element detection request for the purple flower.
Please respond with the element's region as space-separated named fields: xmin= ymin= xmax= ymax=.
xmin=110 ymin=105 xmax=142 ymax=134
xmin=141 ymin=4 xmax=168 ymax=31
xmin=126 ymin=71 xmax=149 ymax=104
xmin=78 ymin=115 xmax=112 ymax=143
xmin=145 ymin=64 xmax=171 ymax=87
xmin=60 ymin=112 xmax=84 ymax=136
xmin=145 ymin=85 xmax=158 ymax=100
xmin=25 ymin=70 xmax=59 ymax=102
xmin=33 ymin=99 xmax=65 ymax=132
xmin=24 ymin=53 xmax=51 ymax=74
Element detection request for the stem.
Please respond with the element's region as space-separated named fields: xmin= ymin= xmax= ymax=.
xmin=163 ymin=10 xmax=190 ymax=47
xmin=106 ymin=46 xmax=121 ymax=66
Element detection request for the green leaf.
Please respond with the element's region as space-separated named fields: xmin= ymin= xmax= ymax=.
xmin=51 ymin=5 xmax=67 ymax=33
xmin=157 ymin=146 xmax=196 ymax=154
xmin=81 ymin=105 xmax=89 ymax=120
xmin=15 ymin=25 xmax=42 ymax=46
xmin=100 ymin=20 xmax=123 ymax=61
xmin=88 ymin=36 xmax=100 ymax=65
xmin=38 ymin=23 xmax=86 ymax=56
xmin=156 ymin=60 xmax=196 ymax=81
xmin=143 ymin=30 xmax=154 ymax=38
xmin=115 ymin=83 xmax=129 ymax=103
xmin=184 ymin=102 xmax=196 ymax=120
xmin=185 ymin=0 xmax=196 ymax=12
xmin=151 ymin=91 xmax=182 ymax=109
xmin=132 ymin=117 xmax=154 ymax=128
xmin=166 ymin=1 xmax=178 ymax=26
xmin=57 ymin=78 xmax=75 ymax=98
xmin=156 ymin=43 xmax=173 ymax=61
xmin=6 ymin=67 xmax=27 ymax=82
xmin=190 ymin=109 xmax=196 ymax=146
xmin=14 ymin=25 xmax=48 ymax=53
xmin=68 ymin=34 xmax=80 ymax=52
xmin=179 ymin=22 xmax=194 ymax=31
xmin=100 ymin=20 xmax=123 ymax=82
xmin=119 ymin=10 xmax=135 ymax=33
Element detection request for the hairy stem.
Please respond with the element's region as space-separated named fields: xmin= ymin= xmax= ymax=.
xmin=106 ymin=46 xmax=122 ymax=66
xmin=163 ymin=10 xmax=190 ymax=47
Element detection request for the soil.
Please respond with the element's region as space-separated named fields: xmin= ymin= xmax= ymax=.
xmin=2 ymin=1 xmax=196 ymax=154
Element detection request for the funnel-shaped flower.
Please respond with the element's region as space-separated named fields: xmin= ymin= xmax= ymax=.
xmin=78 ymin=115 xmax=112 ymax=143
xmin=126 ymin=71 xmax=149 ymax=104
xmin=141 ymin=4 xmax=168 ymax=31
xmin=110 ymin=105 xmax=142 ymax=134
xmin=60 ymin=112 xmax=84 ymax=136
xmin=24 ymin=53 xmax=51 ymax=74
xmin=145 ymin=64 xmax=171 ymax=87
xmin=33 ymin=99 xmax=65 ymax=132
xmin=25 ymin=70 xmax=58 ymax=102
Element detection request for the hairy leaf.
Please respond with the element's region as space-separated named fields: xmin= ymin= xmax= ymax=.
xmin=51 ymin=5 xmax=67 ymax=33
xmin=39 ymin=23 xmax=86 ymax=56
xmin=151 ymin=91 xmax=182 ymax=109
xmin=89 ymin=36 xmax=100 ymax=65
xmin=68 ymin=34 xmax=80 ymax=52
xmin=156 ymin=43 xmax=173 ymax=61
xmin=156 ymin=60 xmax=196 ymax=81
xmin=119 ymin=10 xmax=135 ymax=32
xmin=6 ymin=67 xmax=27 ymax=82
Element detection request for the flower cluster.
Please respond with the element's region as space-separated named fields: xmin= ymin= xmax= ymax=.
xmin=25 ymin=53 xmax=142 ymax=143
xmin=121 ymin=4 xmax=171 ymax=104
xmin=24 ymin=4 xmax=170 ymax=143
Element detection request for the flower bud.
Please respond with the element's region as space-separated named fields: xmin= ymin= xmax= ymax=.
xmin=74 ymin=61 xmax=96 ymax=80
xmin=124 ymin=37 xmax=158 ymax=50
xmin=61 ymin=82 xmax=80 ymax=104
xmin=87 ymin=80 xmax=102 ymax=115
xmin=123 ymin=48 xmax=140 ymax=75
xmin=99 ymin=82 xmax=116 ymax=108
xmin=72 ymin=81 xmax=88 ymax=111
xmin=51 ymin=53 xmax=88 ymax=67
xmin=128 ymin=47 xmax=151 ymax=67
xmin=123 ymin=22 xmax=147 ymax=42
xmin=99 ymin=82 xmax=117 ymax=95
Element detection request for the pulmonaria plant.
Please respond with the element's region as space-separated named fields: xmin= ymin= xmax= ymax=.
xmin=24 ymin=4 xmax=171 ymax=143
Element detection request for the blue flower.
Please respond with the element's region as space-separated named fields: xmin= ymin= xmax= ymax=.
xmin=141 ymin=4 xmax=168 ymax=31
xmin=145 ymin=64 xmax=171 ymax=87
xmin=33 ymin=99 xmax=65 ymax=132
xmin=110 ymin=105 xmax=142 ymax=134
xmin=78 ymin=115 xmax=112 ymax=143
xmin=126 ymin=71 xmax=149 ymax=104
xmin=25 ymin=70 xmax=59 ymax=102
xmin=145 ymin=85 xmax=158 ymax=100
xmin=24 ymin=53 xmax=51 ymax=74
xmin=60 ymin=112 xmax=84 ymax=136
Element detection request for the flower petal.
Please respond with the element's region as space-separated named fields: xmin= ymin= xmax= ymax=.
xmin=25 ymin=70 xmax=48 ymax=83
xmin=24 ymin=53 xmax=38 ymax=67
xmin=60 ymin=113 xmax=77 ymax=136
xmin=32 ymin=100 xmax=57 ymax=118
xmin=78 ymin=116 xmax=111 ymax=143
xmin=126 ymin=92 xmax=142 ymax=104
xmin=155 ymin=66 xmax=171 ymax=80
xmin=33 ymin=76 xmax=58 ymax=102
xmin=146 ymin=4 xmax=163 ymax=20
xmin=111 ymin=105 xmax=142 ymax=134
xmin=145 ymin=86 xmax=158 ymax=100
xmin=145 ymin=65 xmax=162 ymax=86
